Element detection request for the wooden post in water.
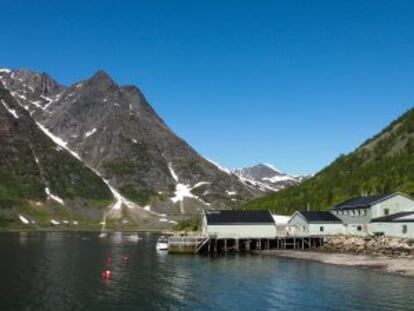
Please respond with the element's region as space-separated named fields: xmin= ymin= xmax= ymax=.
xmin=235 ymin=238 xmax=239 ymax=252
xmin=224 ymin=239 xmax=227 ymax=253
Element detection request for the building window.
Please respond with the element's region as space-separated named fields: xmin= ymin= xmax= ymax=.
xmin=320 ymin=226 xmax=324 ymax=232
xmin=384 ymin=209 xmax=390 ymax=216
xmin=357 ymin=226 xmax=362 ymax=231
xmin=402 ymin=225 xmax=408 ymax=234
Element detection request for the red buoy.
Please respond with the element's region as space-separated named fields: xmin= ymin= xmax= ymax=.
xmin=101 ymin=270 xmax=111 ymax=278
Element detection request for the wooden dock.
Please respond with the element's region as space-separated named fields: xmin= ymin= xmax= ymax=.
xmin=167 ymin=236 xmax=208 ymax=254
xmin=168 ymin=236 xmax=324 ymax=254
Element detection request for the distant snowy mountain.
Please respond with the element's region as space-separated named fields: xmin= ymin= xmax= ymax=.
xmin=233 ymin=164 xmax=308 ymax=192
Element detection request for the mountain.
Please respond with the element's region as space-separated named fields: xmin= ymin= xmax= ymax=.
xmin=244 ymin=108 xmax=414 ymax=215
xmin=0 ymin=68 xmax=262 ymax=225
xmin=232 ymin=164 xmax=308 ymax=192
xmin=0 ymin=80 xmax=114 ymax=228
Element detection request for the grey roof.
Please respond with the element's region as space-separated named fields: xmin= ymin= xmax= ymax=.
xmin=299 ymin=211 xmax=342 ymax=223
xmin=331 ymin=194 xmax=392 ymax=211
xmin=371 ymin=211 xmax=414 ymax=223
xmin=205 ymin=210 xmax=274 ymax=225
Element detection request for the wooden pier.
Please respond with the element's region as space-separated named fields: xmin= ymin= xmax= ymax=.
xmin=168 ymin=236 xmax=324 ymax=254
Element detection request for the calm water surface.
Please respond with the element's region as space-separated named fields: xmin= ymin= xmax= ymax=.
xmin=0 ymin=232 xmax=413 ymax=311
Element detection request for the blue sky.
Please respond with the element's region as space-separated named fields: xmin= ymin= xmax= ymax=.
xmin=1 ymin=1 xmax=414 ymax=174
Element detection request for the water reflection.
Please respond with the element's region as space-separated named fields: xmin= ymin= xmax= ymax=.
xmin=0 ymin=232 xmax=413 ymax=311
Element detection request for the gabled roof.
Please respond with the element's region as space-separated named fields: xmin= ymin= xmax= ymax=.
xmin=371 ymin=211 xmax=414 ymax=223
xmin=297 ymin=211 xmax=342 ymax=223
xmin=331 ymin=194 xmax=394 ymax=211
xmin=205 ymin=210 xmax=274 ymax=225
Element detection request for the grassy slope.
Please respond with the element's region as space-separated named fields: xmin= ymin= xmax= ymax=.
xmin=244 ymin=108 xmax=414 ymax=214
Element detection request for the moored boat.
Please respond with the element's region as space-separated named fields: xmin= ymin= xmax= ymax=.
xmin=156 ymin=236 xmax=169 ymax=251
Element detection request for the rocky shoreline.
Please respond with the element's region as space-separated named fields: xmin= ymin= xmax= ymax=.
xmin=322 ymin=235 xmax=414 ymax=257
xmin=259 ymin=236 xmax=414 ymax=278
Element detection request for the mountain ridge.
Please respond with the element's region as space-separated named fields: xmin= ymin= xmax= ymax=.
xmin=233 ymin=163 xmax=308 ymax=192
xmin=0 ymin=68 xmax=264 ymax=225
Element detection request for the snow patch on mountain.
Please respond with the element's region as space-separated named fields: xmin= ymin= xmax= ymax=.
xmin=45 ymin=187 xmax=64 ymax=205
xmin=263 ymin=163 xmax=283 ymax=174
xmin=19 ymin=215 xmax=30 ymax=224
xmin=85 ymin=128 xmax=97 ymax=138
xmin=233 ymin=163 xmax=308 ymax=192
xmin=206 ymin=158 xmax=232 ymax=175
xmin=1 ymin=99 xmax=19 ymax=119
xmin=168 ymin=163 xmax=179 ymax=182
xmin=36 ymin=122 xmax=81 ymax=160
xmin=262 ymin=175 xmax=296 ymax=183
xmin=171 ymin=181 xmax=211 ymax=214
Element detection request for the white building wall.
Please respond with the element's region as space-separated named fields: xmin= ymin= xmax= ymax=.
xmin=344 ymin=223 xmax=370 ymax=236
xmin=287 ymin=214 xmax=308 ymax=236
xmin=371 ymin=195 xmax=414 ymax=219
xmin=308 ymin=224 xmax=345 ymax=236
xmin=288 ymin=214 xmax=345 ymax=236
xmin=370 ymin=222 xmax=414 ymax=239
xmin=205 ymin=224 xmax=277 ymax=238
xmin=202 ymin=214 xmax=208 ymax=236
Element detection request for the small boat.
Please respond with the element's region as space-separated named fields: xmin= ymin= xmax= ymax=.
xmin=98 ymin=232 xmax=108 ymax=238
xmin=124 ymin=233 xmax=142 ymax=242
xmin=156 ymin=236 xmax=169 ymax=251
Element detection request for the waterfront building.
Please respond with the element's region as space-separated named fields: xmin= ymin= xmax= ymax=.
xmin=288 ymin=211 xmax=344 ymax=236
xmin=330 ymin=193 xmax=414 ymax=235
xmin=370 ymin=211 xmax=414 ymax=239
xmin=202 ymin=210 xmax=277 ymax=239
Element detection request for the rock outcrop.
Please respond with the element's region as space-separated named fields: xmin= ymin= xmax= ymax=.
xmin=322 ymin=235 xmax=414 ymax=257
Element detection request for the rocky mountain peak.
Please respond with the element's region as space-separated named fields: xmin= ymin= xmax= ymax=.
xmin=86 ymin=70 xmax=116 ymax=88
xmin=11 ymin=69 xmax=61 ymax=94
xmin=2 ymin=68 xmax=265 ymax=221
xmin=233 ymin=163 xmax=307 ymax=192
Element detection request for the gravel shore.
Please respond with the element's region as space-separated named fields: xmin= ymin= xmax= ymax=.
xmin=259 ymin=250 xmax=414 ymax=278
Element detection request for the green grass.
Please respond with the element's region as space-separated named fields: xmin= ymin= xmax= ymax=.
xmin=118 ymin=185 xmax=155 ymax=205
xmin=173 ymin=216 xmax=201 ymax=232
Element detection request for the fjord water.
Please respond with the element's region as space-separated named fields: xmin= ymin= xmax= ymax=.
xmin=1 ymin=232 xmax=413 ymax=311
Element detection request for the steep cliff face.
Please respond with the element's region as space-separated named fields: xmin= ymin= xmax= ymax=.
xmin=0 ymin=69 xmax=261 ymax=220
xmin=0 ymin=82 xmax=114 ymax=227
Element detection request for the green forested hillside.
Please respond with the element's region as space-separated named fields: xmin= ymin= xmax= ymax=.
xmin=244 ymin=108 xmax=414 ymax=214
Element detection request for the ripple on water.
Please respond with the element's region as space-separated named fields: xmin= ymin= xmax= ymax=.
xmin=0 ymin=232 xmax=414 ymax=311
